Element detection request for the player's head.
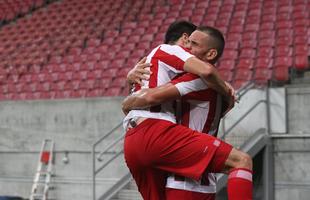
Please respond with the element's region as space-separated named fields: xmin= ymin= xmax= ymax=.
xmin=188 ymin=26 xmax=225 ymax=64
xmin=164 ymin=20 xmax=197 ymax=46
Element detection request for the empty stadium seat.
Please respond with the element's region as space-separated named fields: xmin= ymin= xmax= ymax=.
xmin=0 ymin=0 xmax=309 ymax=100
xmin=237 ymin=58 xmax=254 ymax=69
xmin=218 ymin=69 xmax=233 ymax=82
xmin=254 ymin=68 xmax=272 ymax=85
xmin=105 ymin=87 xmax=121 ymax=96
xmin=294 ymin=55 xmax=309 ymax=70
xmin=274 ymin=66 xmax=289 ymax=82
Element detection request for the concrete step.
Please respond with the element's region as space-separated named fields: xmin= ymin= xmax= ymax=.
xmin=117 ymin=189 xmax=143 ymax=200
xmin=127 ymin=180 xmax=138 ymax=190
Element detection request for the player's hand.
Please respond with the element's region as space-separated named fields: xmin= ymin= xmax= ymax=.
xmin=225 ymin=82 xmax=237 ymax=102
xmin=222 ymin=82 xmax=237 ymax=116
xmin=122 ymin=97 xmax=131 ymax=115
xmin=127 ymin=57 xmax=152 ymax=86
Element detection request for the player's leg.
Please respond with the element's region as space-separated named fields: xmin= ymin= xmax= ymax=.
xmin=123 ymin=119 xmax=170 ymax=200
xmin=224 ymin=148 xmax=253 ymax=200
xmin=129 ymin=167 xmax=167 ymax=200
xmin=206 ymin=141 xmax=253 ymax=200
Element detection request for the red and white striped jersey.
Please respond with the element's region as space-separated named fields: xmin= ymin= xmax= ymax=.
xmin=173 ymin=73 xmax=223 ymax=136
xmin=166 ymin=73 xmax=224 ymax=194
xmin=123 ymin=44 xmax=194 ymax=129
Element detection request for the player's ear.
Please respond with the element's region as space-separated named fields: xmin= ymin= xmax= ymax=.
xmin=182 ymin=33 xmax=189 ymax=39
xmin=206 ymin=48 xmax=217 ymax=61
xmin=181 ymin=33 xmax=190 ymax=47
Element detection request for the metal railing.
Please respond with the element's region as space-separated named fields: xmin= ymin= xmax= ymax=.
xmin=92 ymin=122 xmax=123 ymax=200
xmin=221 ymin=81 xmax=270 ymax=140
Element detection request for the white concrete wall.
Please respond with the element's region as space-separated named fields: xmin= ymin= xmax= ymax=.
xmin=273 ymin=86 xmax=310 ymax=200
xmin=0 ymin=97 xmax=127 ymax=199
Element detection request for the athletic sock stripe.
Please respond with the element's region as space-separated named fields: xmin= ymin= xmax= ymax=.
xmin=228 ymin=169 xmax=252 ymax=182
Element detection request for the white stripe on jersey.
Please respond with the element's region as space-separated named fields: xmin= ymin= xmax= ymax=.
xmin=166 ymin=175 xmax=216 ymax=194
xmin=160 ymin=44 xmax=194 ymax=61
xmin=175 ymin=78 xmax=208 ymax=96
xmin=188 ymin=100 xmax=210 ymax=132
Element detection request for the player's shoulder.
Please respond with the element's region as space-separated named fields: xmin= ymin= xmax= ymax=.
xmin=159 ymin=44 xmax=193 ymax=55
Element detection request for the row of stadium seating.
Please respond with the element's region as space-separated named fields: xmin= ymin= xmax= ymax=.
xmin=0 ymin=0 xmax=309 ymax=100
xmin=0 ymin=0 xmax=45 ymax=22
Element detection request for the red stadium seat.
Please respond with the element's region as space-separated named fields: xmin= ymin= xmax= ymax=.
xmin=259 ymin=30 xmax=275 ymax=39
xmin=114 ymin=50 xmax=131 ymax=60
xmin=294 ymin=35 xmax=309 ymax=45
xmin=87 ymin=88 xmax=104 ymax=97
xmin=228 ymin=25 xmax=244 ymax=34
xmin=105 ymin=87 xmax=121 ymax=96
xmin=111 ymin=77 xmax=127 ymax=87
xmin=258 ymin=38 xmax=275 ymax=47
xmin=236 ymin=58 xmax=254 ymax=69
xmin=242 ymin=32 xmax=257 ymax=41
xmin=241 ymin=40 xmax=257 ymax=48
xmin=277 ymin=28 xmax=293 ymax=37
xmin=225 ymin=41 xmax=239 ymax=50
xmin=294 ymin=44 xmax=308 ymax=55
xmin=274 ymin=66 xmax=289 ymax=82
xmin=260 ymin=22 xmax=274 ymax=30
xmin=95 ymin=60 xmax=110 ymax=70
xmin=101 ymin=68 xmax=118 ymax=78
xmin=87 ymin=69 xmax=103 ymax=79
xmin=275 ymin=45 xmax=293 ymax=57
xmin=294 ymin=18 xmax=309 ymax=27
xmin=239 ymin=48 xmax=256 ymax=58
xmin=226 ymin=33 xmax=242 ymax=42
xmin=262 ymin=14 xmax=276 ymax=22
xmin=274 ymin=56 xmax=293 ymax=68
xmin=73 ymin=70 xmax=88 ymax=81
xmin=276 ymin=36 xmax=293 ymax=46
xmin=218 ymin=69 xmax=233 ymax=82
xmin=257 ymin=47 xmax=274 ymax=58
xmin=110 ymin=60 xmax=126 ymax=69
xmin=255 ymin=57 xmax=273 ymax=69
xmin=100 ymin=78 xmax=112 ymax=89
xmin=234 ymin=69 xmax=253 ymax=81
xmin=222 ymin=50 xmax=238 ymax=60
xmin=245 ymin=24 xmax=260 ymax=32
xmin=294 ymin=55 xmax=309 ymax=70
xmin=276 ymin=19 xmax=293 ymax=29
xmin=233 ymin=80 xmax=249 ymax=90
xmin=254 ymin=68 xmax=272 ymax=85
xmin=218 ymin=60 xmax=236 ymax=70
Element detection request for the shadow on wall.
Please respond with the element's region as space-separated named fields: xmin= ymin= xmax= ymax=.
xmin=0 ymin=197 xmax=26 ymax=200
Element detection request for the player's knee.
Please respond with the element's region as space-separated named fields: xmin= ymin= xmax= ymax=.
xmin=237 ymin=151 xmax=252 ymax=170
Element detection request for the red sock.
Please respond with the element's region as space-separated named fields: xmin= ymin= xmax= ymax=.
xmin=227 ymin=168 xmax=253 ymax=200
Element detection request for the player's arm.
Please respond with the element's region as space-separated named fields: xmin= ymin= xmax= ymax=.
xmin=183 ymin=57 xmax=232 ymax=97
xmin=122 ymin=83 xmax=180 ymax=115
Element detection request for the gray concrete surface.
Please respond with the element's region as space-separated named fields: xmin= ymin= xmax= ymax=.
xmin=0 ymin=97 xmax=126 ymax=199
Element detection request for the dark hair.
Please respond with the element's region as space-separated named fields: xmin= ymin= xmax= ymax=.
xmin=164 ymin=20 xmax=197 ymax=44
xmin=197 ymin=26 xmax=225 ymax=63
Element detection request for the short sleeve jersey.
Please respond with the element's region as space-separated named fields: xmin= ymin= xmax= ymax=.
xmin=123 ymin=44 xmax=194 ymax=129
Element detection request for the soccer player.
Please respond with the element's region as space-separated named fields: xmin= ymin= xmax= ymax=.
xmin=125 ymin=26 xmax=235 ymax=200
xmin=122 ymin=21 xmax=252 ymax=200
